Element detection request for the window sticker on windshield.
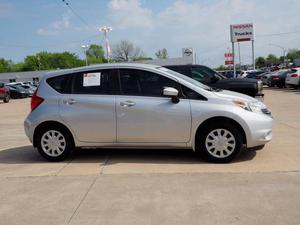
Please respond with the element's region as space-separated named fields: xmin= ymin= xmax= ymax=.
xmin=83 ymin=72 xmax=101 ymax=87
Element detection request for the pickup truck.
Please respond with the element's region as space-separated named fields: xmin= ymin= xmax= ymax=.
xmin=0 ymin=83 xmax=10 ymax=103
xmin=164 ymin=65 xmax=264 ymax=98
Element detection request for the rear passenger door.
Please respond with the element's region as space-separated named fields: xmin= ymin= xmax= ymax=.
xmin=58 ymin=69 xmax=117 ymax=143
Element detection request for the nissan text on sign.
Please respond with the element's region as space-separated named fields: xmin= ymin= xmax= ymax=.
xmin=230 ymin=23 xmax=254 ymax=42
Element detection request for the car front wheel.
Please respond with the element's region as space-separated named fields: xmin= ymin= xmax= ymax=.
xmin=196 ymin=123 xmax=243 ymax=163
xmin=36 ymin=126 xmax=74 ymax=161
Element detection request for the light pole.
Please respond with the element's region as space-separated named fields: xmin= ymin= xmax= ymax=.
xmin=269 ymin=44 xmax=286 ymax=66
xmin=99 ymin=26 xmax=112 ymax=63
xmin=81 ymin=44 xmax=89 ymax=66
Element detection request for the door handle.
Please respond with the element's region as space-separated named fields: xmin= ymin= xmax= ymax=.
xmin=120 ymin=100 xmax=136 ymax=107
xmin=63 ymin=99 xmax=77 ymax=105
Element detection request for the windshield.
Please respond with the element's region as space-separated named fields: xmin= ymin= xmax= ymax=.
xmin=157 ymin=67 xmax=212 ymax=91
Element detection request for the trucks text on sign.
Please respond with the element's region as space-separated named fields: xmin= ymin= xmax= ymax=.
xmin=230 ymin=23 xmax=254 ymax=42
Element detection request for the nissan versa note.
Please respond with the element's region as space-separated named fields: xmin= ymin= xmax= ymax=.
xmin=24 ymin=63 xmax=273 ymax=163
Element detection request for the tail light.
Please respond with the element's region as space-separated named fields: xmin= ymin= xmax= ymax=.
xmin=291 ymin=74 xmax=299 ymax=77
xmin=31 ymin=89 xmax=44 ymax=111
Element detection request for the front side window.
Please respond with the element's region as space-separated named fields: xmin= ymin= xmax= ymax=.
xmin=71 ymin=70 xmax=113 ymax=95
xmin=119 ymin=69 xmax=179 ymax=97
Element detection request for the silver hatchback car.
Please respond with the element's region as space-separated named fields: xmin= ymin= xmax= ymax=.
xmin=24 ymin=63 xmax=273 ymax=163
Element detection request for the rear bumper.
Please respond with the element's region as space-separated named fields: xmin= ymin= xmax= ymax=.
xmin=24 ymin=118 xmax=33 ymax=143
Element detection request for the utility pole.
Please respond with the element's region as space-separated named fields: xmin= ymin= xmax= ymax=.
xmin=238 ymin=42 xmax=241 ymax=70
xmin=269 ymin=44 xmax=286 ymax=67
xmin=99 ymin=26 xmax=112 ymax=63
xmin=232 ymin=42 xmax=236 ymax=78
xmin=252 ymin=40 xmax=255 ymax=70
xmin=81 ymin=44 xmax=89 ymax=66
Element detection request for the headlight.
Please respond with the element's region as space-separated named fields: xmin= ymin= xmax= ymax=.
xmin=233 ymin=99 xmax=270 ymax=115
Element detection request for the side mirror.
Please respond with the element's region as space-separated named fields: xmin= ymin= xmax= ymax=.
xmin=163 ymin=87 xmax=180 ymax=103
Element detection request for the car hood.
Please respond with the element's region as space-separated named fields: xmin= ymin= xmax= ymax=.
xmin=213 ymin=89 xmax=256 ymax=102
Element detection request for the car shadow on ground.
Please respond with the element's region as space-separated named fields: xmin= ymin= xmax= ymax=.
xmin=265 ymin=86 xmax=300 ymax=93
xmin=0 ymin=145 xmax=256 ymax=165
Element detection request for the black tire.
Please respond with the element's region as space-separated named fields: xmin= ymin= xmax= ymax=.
xmin=36 ymin=125 xmax=74 ymax=161
xmin=195 ymin=122 xmax=243 ymax=163
xmin=277 ymin=84 xmax=284 ymax=88
xmin=3 ymin=94 xmax=10 ymax=103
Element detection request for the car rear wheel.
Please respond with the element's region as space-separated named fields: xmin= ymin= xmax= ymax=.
xmin=195 ymin=123 xmax=243 ymax=163
xmin=277 ymin=84 xmax=284 ymax=88
xmin=3 ymin=94 xmax=10 ymax=103
xmin=36 ymin=126 xmax=74 ymax=161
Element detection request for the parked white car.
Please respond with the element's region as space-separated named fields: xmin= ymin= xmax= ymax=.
xmin=239 ymin=70 xmax=257 ymax=78
xmin=24 ymin=64 xmax=273 ymax=163
xmin=285 ymin=67 xmax=300 ymax=89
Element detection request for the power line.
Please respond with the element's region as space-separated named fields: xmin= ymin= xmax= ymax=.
xmin=0 ymin=34 xmax=100 ymax=49
xmin=61 ymin=0 xmax=89 ymax=26
xmin=256 ymin=30 xmax=300 ymax=37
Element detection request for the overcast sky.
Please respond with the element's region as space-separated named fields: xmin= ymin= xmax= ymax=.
xmin=1 ymin=0 xmax=300 ymax=67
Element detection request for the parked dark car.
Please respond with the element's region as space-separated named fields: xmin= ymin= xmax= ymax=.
xmin=0 ymin=83 xmax=10 ymax=103
xmin=164 ymin=65 xmax=264 ymax=98
xmin=5 ymin=85 xmax=30 ymax=98
xmin=245 ymin=71 xmax=265 ymax=80
xmin=267 ymin=70 xmax=293 ymax=88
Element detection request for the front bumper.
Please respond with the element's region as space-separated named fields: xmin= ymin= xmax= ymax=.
xmin=244 ymin=113 xmax=273 ymax=148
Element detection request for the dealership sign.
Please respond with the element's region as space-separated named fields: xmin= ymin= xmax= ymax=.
xmin=230 ymin=23 xmax=254 ymax=42
xmin=224 ymin=52 xmax=234 ymax=65
xmin=182 ymin=48 xmax=193 ymax=57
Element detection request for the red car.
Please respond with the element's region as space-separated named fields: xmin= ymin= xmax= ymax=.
xmin=0 ymin=83 xmax=10 ymax=103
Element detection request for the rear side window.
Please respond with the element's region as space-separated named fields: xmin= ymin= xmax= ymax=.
xmin=71 ymin=70 xmax=113 ymax=95
xmin=47 ymin=75 xmax=70 ymax=94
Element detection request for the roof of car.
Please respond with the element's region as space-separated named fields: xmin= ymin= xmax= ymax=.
xmin=43 ymin=63 xmax=160 ymax=79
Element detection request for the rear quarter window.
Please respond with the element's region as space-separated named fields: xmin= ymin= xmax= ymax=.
xmin=47 ymin=75 xmax=70 ymax=94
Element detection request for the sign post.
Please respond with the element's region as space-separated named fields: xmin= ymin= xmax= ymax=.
xmin=232 ymin=42 xmax=235 ymax=77
xmin=230 ymin=23 xmax=254 ymax=77
xmin=252 ymin=40 xmax=255 ymax=70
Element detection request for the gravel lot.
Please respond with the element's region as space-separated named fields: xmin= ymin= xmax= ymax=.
xmin=0 ymin=88 xmax=300 ymax=225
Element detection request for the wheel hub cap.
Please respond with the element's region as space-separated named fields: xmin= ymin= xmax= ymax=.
xmin=41 ymin=130 xmax=66 ymax=157
xmin=205 ymin=129 xmax=236 ymax=158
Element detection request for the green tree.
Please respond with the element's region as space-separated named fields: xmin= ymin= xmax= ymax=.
xmin=22 ymin=51 xmax=85 ymax=71
xmin=155 ymin=48 xmax=168 ymax=59
xmin=286 ymin=49 xmax=300 ymax=62
xmin=133 ymin=57 xmax=153 ymax=61
xmin=255 ymin=57 xmax=266 ymax=68
xmin=215 ymin=65 xmax=226 ymax=71
xmin=265 ymin=54 xmax=280 ymax=66
xmin=0 ymin=58 xmax=13 ymax=72
xmin=86 ymin=44 xmax=106 ymax=64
